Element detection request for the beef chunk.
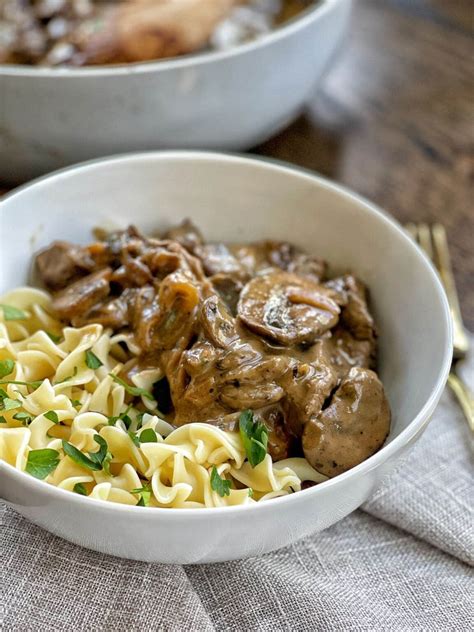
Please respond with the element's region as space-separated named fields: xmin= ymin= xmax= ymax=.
xmin=52 ymin=268 xmax=112 ymax=320
xmin=302 ymin=367 xmax=391 ymax=477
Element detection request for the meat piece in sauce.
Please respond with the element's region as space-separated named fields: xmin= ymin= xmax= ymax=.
xmin=265 ymin=241 xmax=327 ymax=283
xmin=71 ymin=292 xmax=132 ymax=329
xmin=238 ymin=271 xmax=340 ymax=345
xmin=214 ymin=404 xmax=294 ymax=462
xmin=52 ymin=268 xmax=112 ymax=321
xmin=163 ymin=219 xmax=204 ymax=253
xmin=36 ymin=241 xmax=96 ymax=291
xmin=326 ymin=327 xmax=376 ymax=380
xmin=228 ymin=240 xmax=327 ymax=282
xmin=326 ymin=275 xmax=376 ymax=341
xmin=35 ymin=221 xmax=391 ymax=480
xmin=302 ymin=367 xmax=391 ymax=477
xmin=280 ymin=345 xmax=338 ymax=438
xmin=164 ymin=342 xmax=230 ymax=423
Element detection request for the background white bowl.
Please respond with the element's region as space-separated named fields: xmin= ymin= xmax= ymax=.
xmin=0 ymin=152 xmax=452 ymax=564
xmin=0 ymin=0 xmax=351 ymax=184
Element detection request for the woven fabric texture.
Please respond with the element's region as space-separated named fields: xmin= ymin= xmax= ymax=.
xmin=1 ymin=350 xmax=473 ymax=631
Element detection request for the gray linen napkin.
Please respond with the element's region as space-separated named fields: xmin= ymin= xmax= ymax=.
xmin=1 ymin=349 xmax=473 ymax=631
xmin=363 ymin=352 xmax=473 ymax=565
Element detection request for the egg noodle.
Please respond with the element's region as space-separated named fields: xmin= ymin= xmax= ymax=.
xmin=0 ymin=288 xmax=326 ymax=508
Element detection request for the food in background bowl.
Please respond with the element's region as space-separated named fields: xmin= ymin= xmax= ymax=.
xmin=0 ymin=221 xmax=390 ymax=509
xmin=0 ymin=0 xmax=315 ymax=66
xmin=1 ymin=1 xmax=351 ymax=183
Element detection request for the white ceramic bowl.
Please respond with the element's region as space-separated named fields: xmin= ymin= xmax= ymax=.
xmin=0 ymin=152 xmax=452 ymax=564
xmin=0 ymin=0 xmax=351 ymax=184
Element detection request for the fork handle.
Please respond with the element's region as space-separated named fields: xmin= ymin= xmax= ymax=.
xmin=448 ymin=372 xmax=474 ymax=432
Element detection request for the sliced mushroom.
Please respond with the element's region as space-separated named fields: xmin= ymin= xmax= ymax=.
xmin=302 ymin=367 xmax=391 ymax=477
xmin=52 ymin=268 xmax=112 ymax=320
xmin=147 ymin=272 xmax=200 ymax=350
xmin=238 ymin=271 xmax=340 ymax=345
xmin=200 ymin=295 xmax=238 ymax=348
xmin=211 ymin=273 xmax=244 ymax=315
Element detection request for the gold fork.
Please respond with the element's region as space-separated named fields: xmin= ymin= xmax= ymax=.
xmin=406 ymin=223 xmax=473 ymax=431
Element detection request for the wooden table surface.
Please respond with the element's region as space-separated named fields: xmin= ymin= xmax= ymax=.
xmin=2 ymin=1 xmax=472 ymax=327
xmin=257 ymin=0 xmax=474 ymax=330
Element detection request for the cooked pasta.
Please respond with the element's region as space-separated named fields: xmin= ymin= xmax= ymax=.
xmin=0 ymin=288 xmax=327 ymax=508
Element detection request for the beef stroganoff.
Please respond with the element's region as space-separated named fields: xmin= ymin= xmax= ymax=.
xmin=0 ymin=222 xmax=390 ymax=508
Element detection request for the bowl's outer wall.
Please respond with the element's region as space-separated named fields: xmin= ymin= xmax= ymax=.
xmin=0 ymin=153 xmax=450 ymax=563
xmin=0 ymin=0 xmax=351 ymax=183
xmin=1 ymin=434 xmax=424 ymax=564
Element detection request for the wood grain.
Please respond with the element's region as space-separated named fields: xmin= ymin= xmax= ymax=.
xmin=257 ymin=0 xmax=474 ymax=329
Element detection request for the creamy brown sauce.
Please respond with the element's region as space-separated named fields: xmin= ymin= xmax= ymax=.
xmin=35 ymin=220 xmax=391 ymax=478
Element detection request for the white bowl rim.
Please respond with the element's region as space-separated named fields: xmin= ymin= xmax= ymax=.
xmin=0 ymin=149 xmax=453 ymax=520
xmin=0 ymin=0 xmax=340 ymax=77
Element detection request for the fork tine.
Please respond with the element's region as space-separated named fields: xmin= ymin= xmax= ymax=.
xmin=431 ymin=224 xmax=469 ymax=356
xmin=405 ymin=223 xmax=418 ymax=241
xmin=417 ymin=223 xmax=434 ymax=260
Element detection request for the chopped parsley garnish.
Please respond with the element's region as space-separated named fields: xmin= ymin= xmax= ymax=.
xmin=13 ymin=412 xmax=32 ymax=425
xmin=0 ymin=359 xmax=15 ymax=379
xmin=110 ymin=374 xmax=155 ymax=401
xmin=239 ymin=410 xmax=268 ymax=468
xmin=44 ymin=410 xmax=59 ymax=424
xmin=131 ymin=483 xmax=152 ymax=506
xmin=85 ymin=350 xmax=103 ymax=370
xmin=108 ymin=406 xmax=132 ymax=429
xmin=0 ymin=304 xmax=27 ymax=321
xmin=62 ymin=435 xmax=111 ymax=472
xmin=73 ymin=482 xmax=88 ymax=496
xmin=248 ymin=488 xmax=254 ymax=498
xmin=210 ymin=466 xmax=231 ymax=497
xmin=128 ymin=431 xmax=140 ymax=448
xmin=70 ymin=399 xmax=82 ymax=408
xmin=0 ymin=379 xmax=43 ymax=390
xmin=25 ymin=448 xmax=60 ymax=480
xmin=102 ymin=451 xmax=113 ymax=476
xmin=1 ymin=397 xmax=22 ymax=411
xmin=139 ymin=428 xmax=158 ymax=443
xmin=46 ymin=331 xmax=61 ymax=344
xmin=135 ymin=412 xmax=145 ymax=430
